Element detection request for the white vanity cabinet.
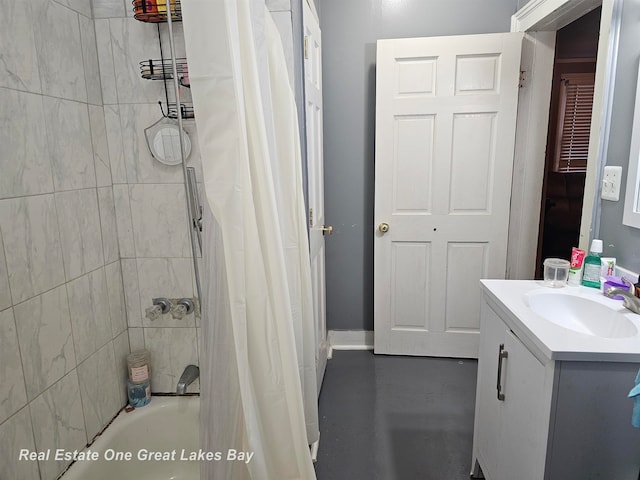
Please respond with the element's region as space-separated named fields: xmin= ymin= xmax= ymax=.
xmin=472 ymin=283 xmax=640 ymax=480
xmin=472 ymin=299 xmax=555 ymax=480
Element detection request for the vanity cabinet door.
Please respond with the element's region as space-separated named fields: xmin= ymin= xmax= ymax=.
xmin=499 ymin=329 xmax=548 ymax=479
xmin=472 ymin=300 xmax=550 ymax=480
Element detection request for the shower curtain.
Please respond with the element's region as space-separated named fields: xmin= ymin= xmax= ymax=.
xmin=182 ymin=0 xmax=318 ymax=479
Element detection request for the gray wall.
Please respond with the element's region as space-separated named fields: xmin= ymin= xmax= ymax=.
xmin=318 ymin=0 xmax=520 ymax=330
xmin=598 ymin=0 xmax=640 ymax=272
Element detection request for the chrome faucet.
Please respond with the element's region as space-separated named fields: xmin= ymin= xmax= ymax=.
xmin=176 ymin=365 xmax=199 ymax=395
xmin=604 ymin=287 xmax=640 ymax=315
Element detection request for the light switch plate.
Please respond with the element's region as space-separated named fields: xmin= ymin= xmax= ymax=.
xmin=601 ymin=165 xmax=623 ymax=201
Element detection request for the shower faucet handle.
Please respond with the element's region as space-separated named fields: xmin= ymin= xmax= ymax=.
xmin=145 ymin=305 xmax=162 ymax=321
xmin=145 ymin=298 xmax=171 ymax=321
xmin=171 ymin=304 xmax=187 ymax=320
xmin=171 ymin=298 xmax=195 ymax=320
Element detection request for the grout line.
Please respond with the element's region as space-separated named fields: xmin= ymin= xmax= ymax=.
xmin=7 ymin=306 xmax=32 ymax=415
xmin=76 ymin=10 xmax=91 ymax=112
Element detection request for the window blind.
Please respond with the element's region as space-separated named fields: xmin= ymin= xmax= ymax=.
xmin=553 ymin=72 xmax=595 ymax=173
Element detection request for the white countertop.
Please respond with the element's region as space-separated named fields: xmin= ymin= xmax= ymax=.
xmin=481 ymin=279 xmax=640 ymax=363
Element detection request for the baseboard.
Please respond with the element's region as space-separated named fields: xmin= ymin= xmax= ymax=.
xmin=327 ymin=330 xmax=374 ymax=358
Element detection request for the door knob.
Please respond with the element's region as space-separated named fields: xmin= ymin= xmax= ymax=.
xmin=322 ymin=225 xmax=333 ymax=235
xmin=378 ymin=222 xmax=390 ymax=233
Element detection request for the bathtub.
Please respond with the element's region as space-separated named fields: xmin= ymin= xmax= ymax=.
xmin=62 ymin=396 xmax=200 ymax=480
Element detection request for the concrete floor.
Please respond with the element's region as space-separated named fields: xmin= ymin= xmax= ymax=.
xmin=315 ymin=350 xmax=478 ymax=480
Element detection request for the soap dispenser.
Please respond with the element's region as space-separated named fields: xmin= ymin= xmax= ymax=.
xmin=582 ymin=239 xmax=603 ymax=288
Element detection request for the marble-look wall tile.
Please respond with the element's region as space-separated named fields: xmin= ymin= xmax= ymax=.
xmin=137 ymin=258 xmax=195 ymax=327
xmin=105 ymin=260 xmax=127 ymax=337
xmin=0 ymin=235 xmax=10 ymax=311
xmin=0 ymin=308 xmax=27 ymax=424
xmin=67 ymin=268 xmax=112 ymax=363
xmin=55 ymin=189 xmax=104 ymax=280
xmin=92 ymin=0 xmax=125 ymax=18
xmin=97 ymin=187 xmax=119 ymax=264
xmin=54 ymin=0 xmax=93 ymax=18
xmin=119 ymin=104 xmax=185 ymax=183
xmin=0 ymin=0 xmax=40 ymax=92
xmin=79 ymin=13 xmax=103 ymax=105
xmin=0 ymin=408 xmax=40 ymax=480
xmin=95 ymin=19 xmax=118 ymax=105
xmin=130 ymin=184 xmax=191 ymax=258
xmin=0 ymin=89 xmax=53 ymax=199
xmin=266 ymin=0 xmax=291 ymax=11
xmin=44 ymin=97 xmax=96 ymax=192
xmin=0 ymin=195 xmax=65 ymax=304
xmin=14 ymin=286 xmax=76 ymax=401
xmin=89 ymin=106 xmax=112 ymax=188
xmin=77 ymin=342 xmax=122 ymax=441
xmin=30 ymin=371 xmax=87 ymax=480
xmin=113 ymin=185 xmax=136 ymax=257
xmin=113 ymin=330 xmax=130 ymax=405
xmin=144 ymin=327 xmax=198 ymax=392
xmin=109 ymin=18 xmax=163 ymax=104
xmin=125 ymin=0 xmax=135 ymax=17
xmin=35 ymin=0 xmax=87 ymax=102
xmin=128 ymin=327 xmax=145 ymax=350
xmin=105 ymin=105 xmax=127 ymax=183
xmin=121 ymin=259 xmax=142 ymax=327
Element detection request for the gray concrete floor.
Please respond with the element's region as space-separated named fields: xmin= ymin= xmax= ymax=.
xmin=315 ymin=350 xmax=478 ymax=480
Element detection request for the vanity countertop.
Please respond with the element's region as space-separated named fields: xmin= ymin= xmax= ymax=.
xmin=481 ymin=279 xmax=640 ymax=363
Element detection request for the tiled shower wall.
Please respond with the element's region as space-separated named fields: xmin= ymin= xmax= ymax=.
xmin=0 ymin=1 xmax=298 ymax=478
xmin=0 ymin=1 xmax=129 ymax=479
xmin=93 ymin=0 xmax=202 ymax=394
xmin=91 ymin=0 xmax=297 ymax=395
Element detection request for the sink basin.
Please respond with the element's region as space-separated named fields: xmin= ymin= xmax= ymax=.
xmin=525 ymin=292 xmax=638 ymax=339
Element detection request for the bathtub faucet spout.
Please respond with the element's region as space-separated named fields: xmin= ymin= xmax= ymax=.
xmin=176 ymin=365 xmax=199 ymax=395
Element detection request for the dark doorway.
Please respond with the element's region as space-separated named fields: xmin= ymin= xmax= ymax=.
xmin=535 ymin=7 xmax=602 ymax=278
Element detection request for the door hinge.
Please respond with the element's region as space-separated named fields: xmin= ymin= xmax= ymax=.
xmin=309 ymin=207 xmax=314 ymax=228
xmin=519 ymin=70 xmax=527 ymax=88
xmin=304 ymin=35 xmax=309 ymax=60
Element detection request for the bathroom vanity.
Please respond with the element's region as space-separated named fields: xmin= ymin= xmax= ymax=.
xmin=471 ymin=280 xmax=640 ymax=480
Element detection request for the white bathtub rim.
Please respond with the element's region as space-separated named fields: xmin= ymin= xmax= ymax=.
xmin=59 ymin=395 xmax=200 ymax=479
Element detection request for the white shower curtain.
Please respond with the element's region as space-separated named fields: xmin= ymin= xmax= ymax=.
xmin=182 ymin=0 xmax=318 ymax=479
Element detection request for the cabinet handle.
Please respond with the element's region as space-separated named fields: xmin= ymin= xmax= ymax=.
xmin=496 ymin=343 xmax=508 ymax=401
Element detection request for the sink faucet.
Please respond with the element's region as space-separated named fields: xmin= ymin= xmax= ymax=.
xmin=176 ymin=365 xmax=199 ymax=395
xmin=604 ymin=287 xmax=640 ymax=314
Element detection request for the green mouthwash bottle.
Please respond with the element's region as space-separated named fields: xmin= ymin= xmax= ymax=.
xmin=582 ymin=239 xmax=603 ymax=288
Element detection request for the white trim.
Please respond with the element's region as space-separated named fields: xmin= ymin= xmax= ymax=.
xmin=512 ymin=0 xmax=601 ymax=32
xmin=507 ymin=0 xmax=620 ymax=276
xmin=622 ymin=62 xmax=640 ymax=229
xmin=310 ymin=438 xmax=319 ymax=463
xmin=507 ymin=31 xmax=556 ymax=280
xmin=578 ymin=0 xmax=621 ymax=249
xmin=327 ymin=330 xmax=374 ymax=358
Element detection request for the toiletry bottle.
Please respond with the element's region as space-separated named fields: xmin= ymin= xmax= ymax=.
xmin=568 ymin=247 xmax=586 ymax=286
xmin=582 ymin=239 xmax=603 ymax=288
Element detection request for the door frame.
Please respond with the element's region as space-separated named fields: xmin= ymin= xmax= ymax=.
xmin=506 ymin=0 xmax=621 ymax=279
xmin=301 ymin=0 xmax=329 ymax=394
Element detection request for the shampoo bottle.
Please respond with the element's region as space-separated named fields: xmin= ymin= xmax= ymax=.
xmin=582 ymin=239 xmax=603 ymax=288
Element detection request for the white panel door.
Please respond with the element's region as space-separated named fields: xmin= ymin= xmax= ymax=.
xmin=374 ymin=33 xmax=523 ymax=357
xmin=303 ymin=0 xmax=328 ymax=392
